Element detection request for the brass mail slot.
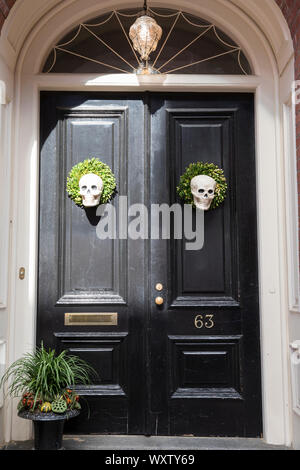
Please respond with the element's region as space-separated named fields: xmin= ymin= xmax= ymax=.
xmin=65 ymin=312 xmax=118 ymax=326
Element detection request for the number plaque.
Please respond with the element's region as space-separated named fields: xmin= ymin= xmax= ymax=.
xmin=194 ymin=314 xmax=214 ymax=329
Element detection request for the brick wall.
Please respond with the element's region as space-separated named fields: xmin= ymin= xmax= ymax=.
xmin=0 ymin=0 xmax=15 ymax=30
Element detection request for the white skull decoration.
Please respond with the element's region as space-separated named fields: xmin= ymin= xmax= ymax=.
xmin=190 ymin=175 xmax=217 ymax=211
xmin=79 ymin=173 xmax=103 ymax=208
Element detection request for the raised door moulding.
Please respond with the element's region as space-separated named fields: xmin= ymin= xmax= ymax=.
xmin=55 ymin=106 xmax=128 ymax=306
xmin=54 ymin=332 xmax=128 ymax=397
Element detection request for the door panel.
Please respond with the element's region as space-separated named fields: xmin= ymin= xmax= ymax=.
xmin=167 ymin=108 xmax=238 ymax=305
xmin=57 ymin=106 xmax=127 ymax=305
xmin=149 ymin=94 xmax=261 ymax=436
xmin=38 ymin=92 xmax=261 ymax=437
xmin=39 ymin=92 xmax=147 ymax=434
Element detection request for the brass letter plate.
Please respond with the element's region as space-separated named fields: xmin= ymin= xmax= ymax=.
xmin=65 ymin=312 xmax=118 ymax=326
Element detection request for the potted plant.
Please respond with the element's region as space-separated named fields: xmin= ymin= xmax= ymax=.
xmin=0 ymin=342 xmax=97 ymax=450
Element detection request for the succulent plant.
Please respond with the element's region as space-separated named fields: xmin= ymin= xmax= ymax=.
xmin=51 ymin=398 xmax=68 ymax=414
xmin=0 ymin=342 xmax=98 ymax=412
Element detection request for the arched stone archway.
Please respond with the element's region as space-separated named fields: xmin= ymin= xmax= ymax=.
xmin=0 ymin=0 xmax=298 ymax=448
xmin=0 ymin=1 xmax=294 ymax=72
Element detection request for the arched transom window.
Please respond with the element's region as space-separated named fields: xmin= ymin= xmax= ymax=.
xmin=43 ymin=7 xmax=252 ymax=75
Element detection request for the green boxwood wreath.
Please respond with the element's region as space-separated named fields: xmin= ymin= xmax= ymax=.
xmin=66 ymin=158 xmax=117 ymax=208
xmin=177 ymin=162 xmax=227 ymax=210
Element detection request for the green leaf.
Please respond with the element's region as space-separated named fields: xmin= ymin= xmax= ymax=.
xmin=0 ymin=342 xmax=99 ymax=409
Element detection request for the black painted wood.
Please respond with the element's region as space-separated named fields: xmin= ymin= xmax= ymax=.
xmin=39 ymin=92 xmax=147 ymax=435
xmin=148 ymin=93 xmax=261 ymax=437
xmin=38 ymin=92 xmax=261 ymax=437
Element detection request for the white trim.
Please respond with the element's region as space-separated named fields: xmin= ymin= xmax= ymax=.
xmin=35 ymin=73 xmax=262 ymax=91
xmin=0 ymin=0 xmax=296 ymax=448
xmin=229 ymin=0 xmax=293 ymax=75
xmin=283 ymin=101 xmax=300 ymax=312
xmin=0 ymin=339 xmax=6 ymax=409
xmin=0 ymin=89 xmax=12 ymax=309
xmin=279 ymin=57 xmax=300 ymax=314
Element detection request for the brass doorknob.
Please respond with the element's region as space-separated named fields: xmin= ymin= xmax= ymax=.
xmin=155 ymin=296 xmax=164 ymax=306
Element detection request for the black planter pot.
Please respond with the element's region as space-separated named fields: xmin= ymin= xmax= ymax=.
xmin=18 ymin=409 xmax=80 ymax=450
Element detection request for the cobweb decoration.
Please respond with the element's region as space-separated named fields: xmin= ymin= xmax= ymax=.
xmin=43 ymin=8 xmax=252 ymax=75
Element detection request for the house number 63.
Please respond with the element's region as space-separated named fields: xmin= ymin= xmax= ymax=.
xmin=194 ymin=314 xmax=214 ymax=329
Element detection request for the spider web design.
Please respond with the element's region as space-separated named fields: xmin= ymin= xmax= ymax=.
xmin=43 ymin=8 xmax=251 ymax=75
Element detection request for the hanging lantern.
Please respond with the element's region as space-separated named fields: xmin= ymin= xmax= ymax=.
xmin=129 ymin=1 xmax=162 ymax=70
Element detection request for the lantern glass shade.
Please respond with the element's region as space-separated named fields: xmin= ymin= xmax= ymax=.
xmin=129 ymin=15 xmax=162 ymax=62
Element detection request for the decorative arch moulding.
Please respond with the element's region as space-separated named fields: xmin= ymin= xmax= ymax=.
xmin=0 ymin=0 xmax=293 ymax=77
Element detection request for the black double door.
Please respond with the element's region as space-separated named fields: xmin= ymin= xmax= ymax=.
xmin=38 ymin=92 xmax=262 ymax=437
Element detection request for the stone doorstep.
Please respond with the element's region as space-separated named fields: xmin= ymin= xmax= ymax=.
xmin=1 ymin=436 xmax=292 ymax=450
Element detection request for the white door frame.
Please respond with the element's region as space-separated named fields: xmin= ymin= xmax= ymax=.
xmin=1 ymin=0 xmax=297 ymax=446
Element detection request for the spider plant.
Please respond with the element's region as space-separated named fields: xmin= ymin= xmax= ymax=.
xmin=0 ymin=342 xmax=97 ymax=409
